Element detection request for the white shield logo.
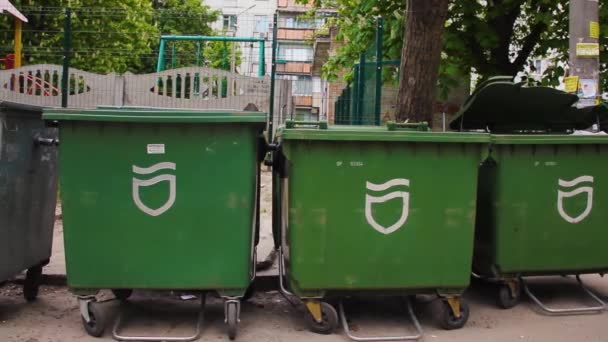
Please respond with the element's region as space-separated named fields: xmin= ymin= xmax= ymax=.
xmin=132 ymin=162 xmax=176 ymax=217
xmin=365 ymin=179 xmax=410 ymax=235
xmin=557 ymin=176 xmax=594 ymax=224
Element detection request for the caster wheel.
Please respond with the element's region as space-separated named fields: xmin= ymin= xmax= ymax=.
xmin=23 ymin=265 xmax=43 ymax=302
xmin=226 ymin=301 xmax=239 ymax=340
xmin=439 ymin=300 xmax=469 ymax=330
xmin=305 ymin=302 xmax=338 ymax=335
xmin=497 ymin=283 xmax=520 ymax=309
xmin=81 ymin=301 xmax=107 ymax=337
xmin=111 ymin=289 xmax=133 ymax=301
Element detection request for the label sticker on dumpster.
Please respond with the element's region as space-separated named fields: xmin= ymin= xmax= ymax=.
xmin=132 ymin=162 xmax=176 ymax=216
xmin=147 ymin=144 xmax=165 ymax=154
xmin=557 ymin=176 xmax=594 ymax=224
xmin=365 ymin=179 xmax=410 ymax=235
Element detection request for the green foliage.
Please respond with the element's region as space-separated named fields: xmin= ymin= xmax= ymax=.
xmin=309 ymin=0 xmax=608 ymax=93
xmin=203 ymin=40 xmax=242 ymax=71
xmin=311 ymin=0 xmax=405 ymax=82
xmin=70 ymin=2 xmax=158 ymax=74
xmin=0 ymin=0 xmax=218 ymax=73
xmin=153 ymin=0 xmax=216 ymax=36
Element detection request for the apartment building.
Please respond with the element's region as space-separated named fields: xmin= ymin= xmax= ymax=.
xmin=202 ymin=0 xmax=334 ymax=119
xmin=274 ymin=0 xmax=316 ymax=120
xmin=275 ymin=0 xmax=336 ymax=120
xmin=204 ymin=0 xmax=276 ymax=77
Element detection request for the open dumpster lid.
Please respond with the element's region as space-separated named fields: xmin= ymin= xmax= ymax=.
xmin=43 ymin=108 xmax=267 ymax=124
xmin=449 ymin=77 xmax=608 ymax=133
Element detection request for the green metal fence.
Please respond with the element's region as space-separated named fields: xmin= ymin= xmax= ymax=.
xmin=334 ymin=18 xmax=398 ymax=125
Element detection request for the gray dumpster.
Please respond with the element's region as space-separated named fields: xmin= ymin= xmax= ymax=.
xmin=0 ymin=101 xmax=58 ymax=301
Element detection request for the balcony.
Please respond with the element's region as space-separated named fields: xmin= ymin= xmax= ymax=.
xmin=277 ymin=28 xmax=314 ymax=40
xmin=276 ymin=62 xmax=312 ymax=74
xmin=312 ymin=35 xmax=330 ymax=76
xmin=293 ymin=96 xmax=313 ymax=107
xmin=277 ymin=0 xmax=313 ymax=9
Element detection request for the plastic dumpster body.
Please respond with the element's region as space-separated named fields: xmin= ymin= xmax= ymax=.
xmin=451 ymin=78 xmax=608 ymax=313
xmin=43 ymin=108 xmax=265 ymax=340
xmin=0 ymin=101 xmax=58 ymax=302
xmin=274 ymin=121 xmax=490 ymax=337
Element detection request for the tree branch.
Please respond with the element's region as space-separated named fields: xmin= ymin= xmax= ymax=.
xmin=512 ymin=3 xmax=551 ymax=71
xmin=460 ymin=5 xmax=492 ymax=74
xmin=488 ymin=0 xmax=522 ymax=72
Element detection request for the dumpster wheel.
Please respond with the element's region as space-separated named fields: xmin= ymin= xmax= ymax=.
xmin=439 ymin=298 xmax=469 ymax=330
xmin=225 ymin=299 xmax=240 ymax=340
xmin=111 ymin=289 xmax=133 ymax=301
xmin=23 ymin=265 xmax=43 ymax=302
xmin=304 ymin=301 xmax=338 ymax=335
xmin=81 ymin=301 xmax=107 ymax=337
xmin=497 ymin=281 xmax=521 ymax=309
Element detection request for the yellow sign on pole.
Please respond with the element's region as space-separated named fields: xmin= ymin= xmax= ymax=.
xmin=576 ymin=43 xmax=600 ymax=57
xmin=564 ymin=76 xmax=579 ymax=93
xmin=590 ymin=21 xmax=600 ymax=39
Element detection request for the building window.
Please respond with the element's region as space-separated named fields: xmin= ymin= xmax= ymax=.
xmin=279 ymin=16 xmax=324 ymax=29
xmin=279 ymin=16 xmax=325 ymax=29
xmin=278 ymin=44 xmax=313 ymax=62
xmin=223 ymin=15 xmax=237 ymax=30
xmin=532 ymin=59 xmax=543 ymax=74
xmin=313 ymin=78 xmax=321 ymax=93
xmin=295 ymin=108 xmax=316 ymax=121
xmin=278 ymin=75 xmax=313 ymax=96
xmin=254 ymin=15 xmax=269 ymax=33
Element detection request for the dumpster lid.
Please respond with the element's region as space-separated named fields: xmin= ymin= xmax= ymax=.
xmin=277 ymin=120 xmax=490 ymax=143
xmin=449 ymin=77 xmax=608 ymax=133
xmin=43 ymin=108 xmax=267 ymax=123
xmin=0 ymin=101 xmax=45 ymax=113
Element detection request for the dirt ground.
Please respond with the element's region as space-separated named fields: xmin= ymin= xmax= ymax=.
xmin=1 ymin=169 xmax=608 ymax=342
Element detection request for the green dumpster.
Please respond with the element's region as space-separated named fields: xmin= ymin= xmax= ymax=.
xmin=43 ymin=108 xmax=266 ymax=340
xmin=451 ymin=78 xmax=608 ymax=314
xmin=273 ymin=120 xmax=490 ymax=338
xmin=1 ymin=102 xmax=58 ymax=302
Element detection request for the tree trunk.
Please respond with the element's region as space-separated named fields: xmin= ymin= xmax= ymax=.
xmin=396 ymin=0 xmax=450 ymax=124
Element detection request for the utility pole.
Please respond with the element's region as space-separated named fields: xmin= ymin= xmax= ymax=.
xmin=569 ymin=0 xmax=600 ymax=108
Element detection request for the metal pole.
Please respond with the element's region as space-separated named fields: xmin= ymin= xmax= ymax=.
xmin=231 ymin=41 xmax=236 ymax=73
xmin=357 ymin=54 xmax=365 ymax=125
xmin=222 ymin=41 xmax=229 ymax=70
xmin=230 ymin=31 xmax=236 ymax=73
xmin=259 ymin=41 xmax=265 ymax=77
xmin=352 ymin=67 xmax=358 ymax=125
xmin=268 ymin=12 xmax=278 ymax=142
xmin=14 ymin=18 xmax=22 ymax=68
xmin=171 ymin=42 xmax=176 ymax=69
xmin=156 ymin=39 xmax=166 ymax=72
xmin=374 ymin=17 xmax=383 ymax=126
xmin=196 ymin=41 xmax=201 ymax=66
xmin=569 ymin=0 xmax=600 ymax=108
xmin=160 ymin=35 xmax=265 ymax=42
xmin=61 ymin=7 xmax=72 ymax=108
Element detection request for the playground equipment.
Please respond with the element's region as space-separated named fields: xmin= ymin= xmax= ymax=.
xmin=156 ymin=35 xmax=266 ymax=76
xmin=0 ymin=0 xmax=27 ymax=69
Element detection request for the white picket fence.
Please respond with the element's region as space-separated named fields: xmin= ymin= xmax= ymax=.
xmin=0 ymin=65 xmax=292 ymax=117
